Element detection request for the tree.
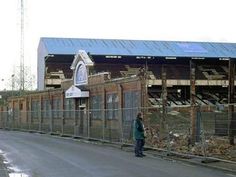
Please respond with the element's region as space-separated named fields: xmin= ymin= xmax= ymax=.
xmin=7 ymin=65 xmax=36 ymax=91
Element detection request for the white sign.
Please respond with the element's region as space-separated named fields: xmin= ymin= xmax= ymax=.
xmin=79 ymin=50 xmax=94 ymax=66
xmin=71 ymin=50 xmax=94 ymax=70
xmin=74 ymin=60 xmax=88 ymax=86
xmin=65 ymin=85 xmax=89 ymax=98
xmin=71 ymin=50 xmax=94 ymax=86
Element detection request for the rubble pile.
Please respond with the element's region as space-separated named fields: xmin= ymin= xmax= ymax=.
xmin=205 ymin=137 xmax=236 ymax=161
xmin=146 ymin=127 xmax=236 ymax=161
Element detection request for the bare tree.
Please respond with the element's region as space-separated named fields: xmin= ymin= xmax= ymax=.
xmin=7 ymin=65 xmax=36 ymax=91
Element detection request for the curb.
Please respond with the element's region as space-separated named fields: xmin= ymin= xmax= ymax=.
xmin=148 ymin=151 xmax=236 ymax=175
xmin=169 ymin=156 xmax=236 ymax=175
xmin=121 ymin=146 xmax=236 ymax=175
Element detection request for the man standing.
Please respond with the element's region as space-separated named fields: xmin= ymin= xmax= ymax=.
xmin=133 ymin=112 xmax=145 ymax=157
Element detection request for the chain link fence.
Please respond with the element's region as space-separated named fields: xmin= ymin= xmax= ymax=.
xmin=0 ymin=105 xmax=235 ymax=162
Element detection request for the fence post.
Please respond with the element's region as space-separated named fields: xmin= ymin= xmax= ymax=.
xmin=39 ymin=95 xmax=42 ymax=133
xmin=61 ymin=92 xmax=64 ymax=136
xmin=190 ymin=60 xmax=196 ymax=144
xmin=198 ymin=109 xmax=208 ymax=161
xmin=18 ymin=99 xmax=20 ymax=130
xmin=102 ymin=110 xmax=105 ymax=141
xmin=118 ymin=84 xmax=124 ymax=144
xmin=161 ymin=65 xmax=167 ymax=131
xmin=196 ymin=110 xmax=201 ymax=142
xmin=74 ymin=110 xmax=78 ymax=137
xmin=50 ymin=106 xmax=53 ymax=134
xmin=102 ymin=88 xmax=106 ymax=141
xmin=228 ymin=59 xmax=235 ymax=145
xmin=61 ymin=114 xmax=65 ymax=135
xmin=87 ymin=109 xmax=90 ymax=139
xmin=119 ymin=108 xmax=124 ymax=144
xmin=166 ymin=124 xmax=171 ymax=156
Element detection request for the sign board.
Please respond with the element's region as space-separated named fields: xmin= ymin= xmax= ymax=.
xmin=65 ymin=85 xmax=89 ymax=98
xmin=71 ymin=50 xmax=94 ymax=86
xmin=74 ymin=60 xmax=88 ymax=86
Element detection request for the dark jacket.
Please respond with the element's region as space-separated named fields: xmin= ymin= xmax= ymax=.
xmin=133 ymin=118 xmax=145 ymax=140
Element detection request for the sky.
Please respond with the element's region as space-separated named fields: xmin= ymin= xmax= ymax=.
xmin=0 ymin=0 xmax=236 ymax=90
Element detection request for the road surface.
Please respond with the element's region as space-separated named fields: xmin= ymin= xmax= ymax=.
xmin=0 ymin=130 xmax=233 ymax=177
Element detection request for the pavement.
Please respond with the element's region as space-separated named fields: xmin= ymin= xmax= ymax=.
xmin=119 ymin=145 xmax=236 ymax=175
xmin=170 ymin=155 xmax=236 ymax=174
xmin=187 ymin=158 xmax=236 ymax=173
xmin=0 ymin=131 xmax=236 ymax=177
xmin=71 ymin=138 xmax=236 ymax=175
xmin=0 ymin=155 xmax=9 ymax=177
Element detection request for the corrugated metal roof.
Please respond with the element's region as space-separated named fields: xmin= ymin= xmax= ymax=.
xmin=40 ymin=37 xmax=236 ymax=58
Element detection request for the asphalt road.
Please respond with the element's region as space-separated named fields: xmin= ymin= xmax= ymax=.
xmin=0 ymin=130 xmax=233 ymax=177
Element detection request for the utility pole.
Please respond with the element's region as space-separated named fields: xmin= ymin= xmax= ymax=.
xmin=20 ymin=0 xmax=25 ymax=91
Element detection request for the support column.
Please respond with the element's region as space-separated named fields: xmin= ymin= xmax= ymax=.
xmin=190 ymin=60 xmax=196 ymax=144
xmin=228 ymin=59 xmax=235 ymax=145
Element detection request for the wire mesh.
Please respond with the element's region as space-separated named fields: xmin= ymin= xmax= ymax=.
xmin=0 ymin=105 xmax=235 ymax=161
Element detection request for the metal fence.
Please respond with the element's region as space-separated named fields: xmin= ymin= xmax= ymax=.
xmin=0 ymin=105 xmax=235 ymax=162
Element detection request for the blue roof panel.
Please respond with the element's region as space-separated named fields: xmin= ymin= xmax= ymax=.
xmin=40 ymin=37 xmax=236 ymax=58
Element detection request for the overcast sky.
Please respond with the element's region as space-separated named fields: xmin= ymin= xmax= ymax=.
xmin=0 ymin=0 xmax=236 ymax=89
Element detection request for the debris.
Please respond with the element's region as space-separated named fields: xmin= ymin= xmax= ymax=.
xmin=145 ymin=131 xmax=236 ymax=161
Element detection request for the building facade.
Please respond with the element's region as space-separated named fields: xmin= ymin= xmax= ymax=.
xmin=1 ymin=37 xmax=236 ymax=144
